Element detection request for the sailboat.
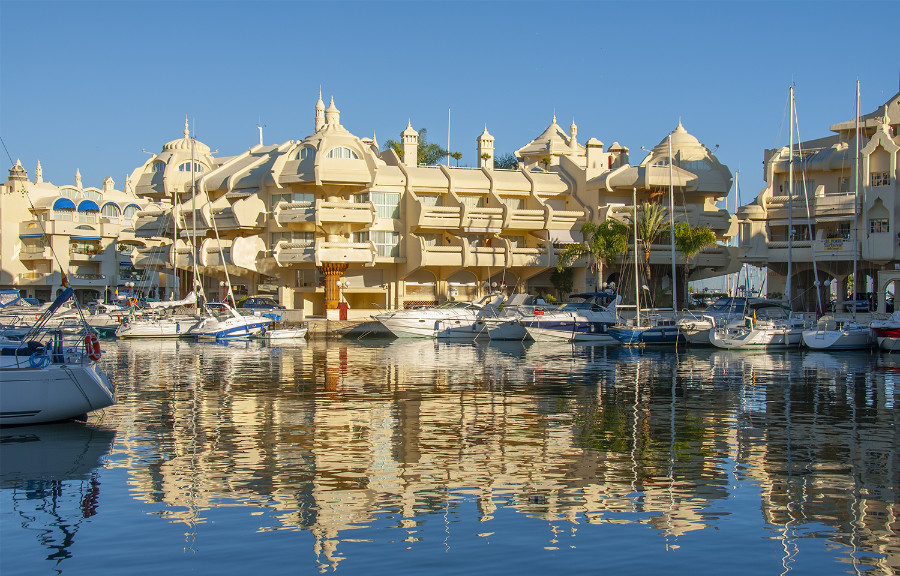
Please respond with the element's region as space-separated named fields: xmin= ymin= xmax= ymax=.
xmin=608 ymin=138 xmax=684 ymax=346
xmin=802 ymin=81 xmax=874 ymax=350
xmin=711 ymin=86 xmax=806 ymax=349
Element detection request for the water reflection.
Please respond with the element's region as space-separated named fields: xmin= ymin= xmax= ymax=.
xmin=38 ymin=341 xmax=900 ymax=572
xmin=1 ymin=422 xmax=116 ymax=564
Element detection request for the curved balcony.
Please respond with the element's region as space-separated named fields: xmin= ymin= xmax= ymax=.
xmin=315 ymin=239 xmax=376 ymax=266
xmin=315 ymin=199 xmax=376 ymax=227
xmin=274 ymin=201 xmax=315 ymax=226
xmin=273 ymin=241 xmax=315 ymax=266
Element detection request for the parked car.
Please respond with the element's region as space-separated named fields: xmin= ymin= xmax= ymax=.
xmin=238 ymin=296 xmax=285 ymax=310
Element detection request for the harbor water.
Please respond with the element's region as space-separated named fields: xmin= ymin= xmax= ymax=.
xmin=1 ymin=338 xmax=898 ymax=575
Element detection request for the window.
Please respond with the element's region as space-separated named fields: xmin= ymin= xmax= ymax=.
xmin=123 ymin=205 xmax=139 ymax=219
xmin=870 ymin=218 xmax=889 ymax=233
xmin=371 ymin=192 xmax=400 ymax=219
xmin=271 ymin=192 xmax=314 ymax=209
xmin=681 ymin=159 xmax=711 ymax=172
xmin=177 ymin=162 xmax=206 ymax=173
xmin=271 ymin=231 xmax=314 ymax=245
xmin=839 ymin=177 xmax=851 ymax=193
xmin=101 ymin=204 xmax=121 ymax=218
xmin=82 ymin=190 xmax=102 ymax=201
xmin=371 ymin=231 xmax=400 ymax=257
xmin=152 ymin=162 xmax=165 ymax=172
xmin=420 ymin=195 xmax=442 ymax=207
xmin=59 ymin=188 xmax=79 ymax=200
xmin=421 ymin=234 xmax=442 ymax=247
xmin=461 ymin=195 xmax=485 ymax=208
xmin=871 ymin=172 xmax=891 ymax=187
xmin=53 ymin=208 xmax=74 ymax=221
xmin=325 ymin=146 xmax=359 ymax=159
xmin=501 ymin=196 xmax=524 ymax=210
xmin=298 ymin=147 xmax=316 ymax=160
xmin=502 ymin=235 xmax=525 ymax=248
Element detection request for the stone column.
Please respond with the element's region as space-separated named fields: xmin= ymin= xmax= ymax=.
xmin=319 ymin=262 xmax=348 ymax=310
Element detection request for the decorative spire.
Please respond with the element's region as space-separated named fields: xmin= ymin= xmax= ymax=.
xmin=35 ymin=160 xmax=43 ymax=184
xmin=184 ymin=116 xmax=190 ymax=138
xmin=315 ymin=88 xmax=326 ymax=132
xmin=75 ymin=168 xmax=82 ymax=189
xmin=324 ymin=96 xmax=340 ymax=126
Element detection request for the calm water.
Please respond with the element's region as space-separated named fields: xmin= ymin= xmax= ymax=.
xmin=1 ymin=338 xmax=898 ymax=575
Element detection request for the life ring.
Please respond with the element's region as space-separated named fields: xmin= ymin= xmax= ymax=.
xmin=84 ymin=333 xmax=102 ymax=361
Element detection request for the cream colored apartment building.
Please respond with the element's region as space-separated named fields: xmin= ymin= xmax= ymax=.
xmin=2 ymin=95 xmax=739 ymax=314
xmin=738 ymin=90 xmax=900 ymax=312
xmin=0 ymin=160 xmax=154 ymax=303
xmin=127 ymin=95 xmax=739 ymax=317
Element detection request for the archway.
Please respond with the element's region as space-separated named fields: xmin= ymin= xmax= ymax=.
xmin=404 ymin=270 xmax=437 ymax=308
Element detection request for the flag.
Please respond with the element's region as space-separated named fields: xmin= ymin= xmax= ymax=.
xmin=61 ymin=273 xmax=69 ymax=287
xmin=115 ymin=287 xmax=119 ymax=296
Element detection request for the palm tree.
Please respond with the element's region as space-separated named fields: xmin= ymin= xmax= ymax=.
xmin=673 ymin=222 xmax=717 ymax=309
xmin=450 ymin=151 xmax=462 ymax=167
xmin=557 ymin=219 xmax=629 ymax=291
xmin=627 ymin=202 xmax=669 ymax=289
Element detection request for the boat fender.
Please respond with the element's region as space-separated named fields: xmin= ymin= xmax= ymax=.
xmin=84 ymin=333 xmax=102 ymax=361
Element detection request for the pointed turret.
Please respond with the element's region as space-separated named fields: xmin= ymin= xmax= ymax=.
xmin=75 ymin=168 xmax=82 ymax=189
xmin=324 ymin=96 xmax=340 ymax=126
xmin=477 ymin=125 xmax=494 ymax=169
xmin=315 ymin=89 xmax=326 ymax=132
xmin=8 ymin=159 xmax=28 ymax=184
xmin=35 ymin=160 xmax=43 ymax=184
xmin=401 ymin=121 xmax=419 ymax=166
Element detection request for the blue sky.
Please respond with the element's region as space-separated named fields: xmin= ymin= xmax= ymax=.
xmin=1 ymin=1 xmax=897 ymax=209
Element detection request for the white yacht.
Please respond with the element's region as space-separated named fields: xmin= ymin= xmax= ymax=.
xmin=375 ymin=294 xmax=505 ymax=339
xmin=709 ymin=302 xmax=805 ymax=349
xmin=519 ymin=292 xmax=620 ymax=343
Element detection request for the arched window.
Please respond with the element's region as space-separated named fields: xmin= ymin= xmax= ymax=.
xmin=298 ymin=147 xmax=316 ymax=160
xmin=152 ymin=162 xmax=165 ymax=172
xmin=325 ymin=146 xmax=359 ymax=159
xmin=101 ymin=203 xmax=121 ymax=218
xmin=178 ymin=162 xmax=206 ymax=173
xmin=123 ymin=204 xmax=140 ymax=219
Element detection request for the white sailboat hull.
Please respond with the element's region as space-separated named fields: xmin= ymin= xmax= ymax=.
xmin=802 ymin=326 xmax=874 ymax=350
xmin=0 ymin=361 xmax=115 ymax=425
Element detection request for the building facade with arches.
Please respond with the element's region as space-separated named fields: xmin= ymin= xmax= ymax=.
xmin=0 ymin=160 xmax=154 ymax=303
xmin=738 ymin=90 xmax=900 ymax=313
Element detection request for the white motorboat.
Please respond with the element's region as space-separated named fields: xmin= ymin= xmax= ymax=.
xmin=194 ymin=302 xmax=273 ymax=340
xmin=519 ymin=292 xmax=620 ymax=343
xmin=483 ymin=294 xmax=542 ymax=341
xmin=115 ymin=292 xmax=204 ymax=339
xmin=0 ymin=288 xmax=116 ymax=425
xmin=374 ymin=294 xmax=505 ymax=339
xmin=254 ymin=325 xmax=308 ymax=341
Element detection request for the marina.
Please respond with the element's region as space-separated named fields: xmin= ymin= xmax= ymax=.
xmin=1 ymin=337 xmax=897 ymax=574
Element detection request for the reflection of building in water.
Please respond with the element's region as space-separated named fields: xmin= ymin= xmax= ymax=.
xmin=101 ymin=341 xmax=898 ymax=572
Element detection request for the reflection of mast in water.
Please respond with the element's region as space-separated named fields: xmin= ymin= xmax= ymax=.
xmin=1 ymin=423 xmax=115 ymax=567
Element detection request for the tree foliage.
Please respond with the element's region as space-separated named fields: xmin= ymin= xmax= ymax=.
xmin=549 ymin=267 xmax=574 ymax=300
xmin=557 ymin=219 xmax=629 ymax=289
xmin=382 ymin=128 xmax=448 ymax=166
xmin=626 ymin=202 xmax=669 ymax=288
xmin=673 ymin=222 xmax=717 ymax=308
xmin=494 ymin=153 xmax=519 ymax=170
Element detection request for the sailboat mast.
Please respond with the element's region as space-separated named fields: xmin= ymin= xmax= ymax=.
xmin=853 ymin=80 xmax=860 ymax=322
xmin=633 ymin=187 xmax=641 ymax=325
xmin=191 ymin=122 xmax=198 ymax=311
xmin=668 ymin=133 xmax=677 ymax=311
xmin=787 ymin=85 xmax=794 ymax=308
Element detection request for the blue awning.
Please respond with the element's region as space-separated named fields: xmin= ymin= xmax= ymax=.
xmin=71 ymin=235 xmax=101 ymax=241
xmin=53 ymin=198 xmax=76 ymax=210
xmin=18 ymin=233 xmax=45 ymax=238
xmin=78 ymin=200 xmax=100 ymax=212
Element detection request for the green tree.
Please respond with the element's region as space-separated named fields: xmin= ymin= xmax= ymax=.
xmin=450 ymin=151 xmax=462 ymax=167
xmin=627 ymin=202 xmax=669 ymax=290
xmin=673 ymin=222 xmax=717 ymax=309
xmin=557 ymin=219 xmax=629 ymax=290
xmin=382 ymin=128 xmax=448 ymax=166
xmin=550 ymin=267 xmax=574 ymax=301
xmin=494 ymin=153 xmax=519 ymax=169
